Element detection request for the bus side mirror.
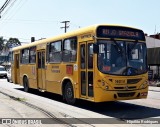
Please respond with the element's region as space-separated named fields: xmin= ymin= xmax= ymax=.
xmin=93 ymin=43 xmax=99 ymax=53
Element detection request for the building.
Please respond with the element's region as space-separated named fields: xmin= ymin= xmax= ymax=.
xmin=146 ymin=35 xmax=160 ymax=48
xmin=149 ymin=33 xmax=160 ymax=40
xmin=146 ymin=34 xmax=160 ymax=80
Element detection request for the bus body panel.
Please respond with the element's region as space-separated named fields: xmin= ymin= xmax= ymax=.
xmin=45 ymin=63 xmax=79 ymax=95
xmin=19 ymin=64 xmax=37 ymax=88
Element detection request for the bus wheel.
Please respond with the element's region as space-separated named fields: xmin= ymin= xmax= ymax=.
xmin=23 ymin=77 xmax=29 ymax=92
xmin=64 ymin=82 xmax=76 ymax=105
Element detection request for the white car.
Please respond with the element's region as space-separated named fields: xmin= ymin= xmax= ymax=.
xmin=0 ymin=66 xmax=7 ymax=78
xmin=7 ymin=68 xmax=12 ymax=82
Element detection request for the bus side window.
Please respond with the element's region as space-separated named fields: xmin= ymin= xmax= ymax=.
xmin=81 ymin=44 xmax=85 ymax=69
xmin=63 ymin=37 xmax=77 ymax=62
xmin=88 ymin=44 xmax=93 ymax=69
xmin=70 ymin=39 xmax=77 ymax=61
xmin=29 ymin=46 xmax=36 ymax=63
xmin=98 ymin=53 xmax=104 ymax=70
xmin=49 ymin=41 xmax=62 ymax=63
xmin=21 ymin=48 xmax=29 ymax=64
xmin=38 ymin=52 xmax=41 ymax=68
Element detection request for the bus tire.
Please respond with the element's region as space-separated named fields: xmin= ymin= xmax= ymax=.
xmin=64 ymin=82 xmax=76 ymax=105
xmin=23 ymin=77 xmax=29 ymax=92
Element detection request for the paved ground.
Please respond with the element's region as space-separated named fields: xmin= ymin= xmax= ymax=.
xmin=0 ymin=78 xmax=160 ymax=127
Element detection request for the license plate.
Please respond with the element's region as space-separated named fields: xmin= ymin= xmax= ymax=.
xmin=114 ymin=79 xmax=126 ymax=84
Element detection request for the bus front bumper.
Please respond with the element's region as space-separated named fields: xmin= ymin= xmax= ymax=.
xmin=94 ymin=87 xmax=148 ymax=102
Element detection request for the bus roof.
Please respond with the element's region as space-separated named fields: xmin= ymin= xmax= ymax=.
xmin=12 ymin=24 xmax=144 ymax=51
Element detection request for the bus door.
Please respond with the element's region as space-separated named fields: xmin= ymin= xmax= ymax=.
xmin=80 ymin=42 xmax=94 ymax=99
xmin=15 ymin=54 xmax=20 ymax=84
xmin=37 ymin=50 xmax=46 ymax=90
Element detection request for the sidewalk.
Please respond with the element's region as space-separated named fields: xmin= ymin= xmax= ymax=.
xmin=149 ymin=85 xmax=160 ymax=92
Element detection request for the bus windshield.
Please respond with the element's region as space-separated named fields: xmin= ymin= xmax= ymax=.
xmin=97 ymin=40 xmax=147 ymax=76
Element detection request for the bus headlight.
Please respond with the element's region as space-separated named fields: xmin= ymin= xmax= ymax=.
xmin=102 ymin=80 xmax=105 ymax=86
xmin=144 ymin=80 xmax=148 ymax=85
xmin=141 ymin=84 xmax=145 ymax=89
xmin=140 ymin=80 xmax=148 ymax=89
xmin=106 ymin=86 xmax=109 ymax=90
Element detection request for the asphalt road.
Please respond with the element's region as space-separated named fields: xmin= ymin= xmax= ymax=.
xmin=0 ymin=78 xmax=160 ymax=127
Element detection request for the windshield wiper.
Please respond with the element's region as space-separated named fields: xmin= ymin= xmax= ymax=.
xmin=128 ymin=40 xmax=138 ymax=52
xmin=113 ymin=40 xmax=123 ymax=54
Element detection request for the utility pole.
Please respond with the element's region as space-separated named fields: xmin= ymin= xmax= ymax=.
xmin=61 ymin=21 xmax=70 ymax=33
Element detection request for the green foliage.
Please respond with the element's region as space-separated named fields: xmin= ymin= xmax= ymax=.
xmin=6 ymin=38 xmax=21 ymax=48
xmin=0 ymin=37 xmax=5 ymax=51
xmin=0 ymin=37 xmax=21 ymax=54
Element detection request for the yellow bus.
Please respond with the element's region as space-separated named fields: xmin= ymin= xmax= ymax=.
xmin=11 ymin=24 xmax=148 ymax=104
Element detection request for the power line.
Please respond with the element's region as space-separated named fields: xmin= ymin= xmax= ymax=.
xmin=0 ymin=0 xmax=11 ymax=13
xmin=2 ymin=0 xmax=27 ymax=21
xmin=0 ymin=0 xmax=12 ymax=18
xmin=0 ymin=0 xmax=26 ymax=29
xmin=1 ymin=19 xmax=61 ymax=23
xmin=70 ymin=22 xmax=81 ymax=28
xmin=1 ymin=0 xmax=18 ymax=19
xmin=60 ymin=21 xmax=70 ymax=33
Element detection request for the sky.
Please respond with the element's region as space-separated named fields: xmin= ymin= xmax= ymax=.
xmin=0 ymin=0 xmax=160 ymax=43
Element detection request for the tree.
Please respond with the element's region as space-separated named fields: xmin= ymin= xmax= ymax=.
xmin=0 ymin=37 xmax=5 ymax=51
xmin=6 ymin=38 xmax=21 ymax=48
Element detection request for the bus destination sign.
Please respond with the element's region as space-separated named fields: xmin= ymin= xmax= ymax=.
xmin=97 ymin=26 xmax=145 ymax=41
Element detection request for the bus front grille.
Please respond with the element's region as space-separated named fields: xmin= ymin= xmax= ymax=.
xmin=114 ymin=86 xmax=136 ymax=90
xmin=127 ymin=79 xmax=142 ymax=84
xmin=117 ymin=92 xmax=135 ymax=97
